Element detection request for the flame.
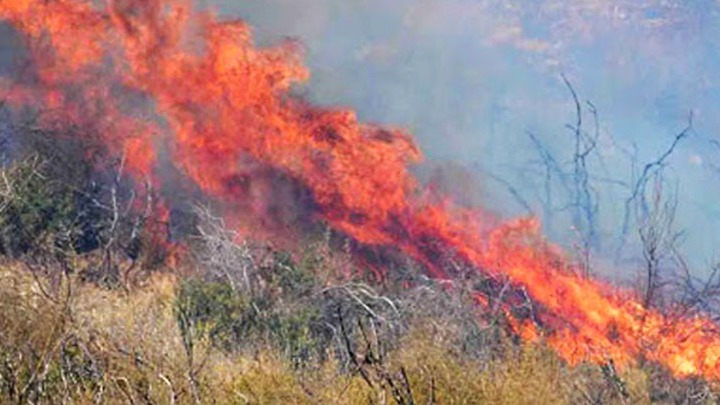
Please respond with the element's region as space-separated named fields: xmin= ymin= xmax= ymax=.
xmin=1 ymin=0 xmax=719 ymax=381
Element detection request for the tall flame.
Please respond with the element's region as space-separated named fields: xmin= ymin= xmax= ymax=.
xmin=1 ymin=0 xmax=718 ymax=381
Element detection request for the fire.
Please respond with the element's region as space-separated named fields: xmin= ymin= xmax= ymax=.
xmin=1 ymin=0 xmax=719 ymax=381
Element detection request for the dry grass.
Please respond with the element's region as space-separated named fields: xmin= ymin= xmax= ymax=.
xmin=0 ymin=262 xmax=715 ymax=404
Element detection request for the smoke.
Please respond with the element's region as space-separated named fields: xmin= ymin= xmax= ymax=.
xmin=0 ymin=22 xmax=22 ymax=76
xmin=208 ymin=0 xmax=720 ymax=276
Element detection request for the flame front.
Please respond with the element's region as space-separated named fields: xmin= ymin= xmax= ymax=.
xmin=1 ymin=0 xmax=718 ymax=381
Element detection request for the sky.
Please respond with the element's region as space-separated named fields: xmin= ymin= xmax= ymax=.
xmin=202 ymin=0 xmax=720 ymax=279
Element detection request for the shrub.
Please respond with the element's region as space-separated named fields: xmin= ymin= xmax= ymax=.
xmin=175 ymin=256 xmax=329 ymax=367
xmin=175 ymin=278 xmax=253 ymax=349
xmin=0 ymin=154 xmax=79 ymax=257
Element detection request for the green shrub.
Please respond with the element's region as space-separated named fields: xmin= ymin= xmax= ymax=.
xmin=0 ymin=154 xmax=79 ymax=257
xmin=175 ymin=259 xmax=328 ymax=366
xmin=175 ymin=278 xmax=253 ymax=348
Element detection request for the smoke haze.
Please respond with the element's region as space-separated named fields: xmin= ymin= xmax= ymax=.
xmin=206 ymin=0 xmax=720 ymax=277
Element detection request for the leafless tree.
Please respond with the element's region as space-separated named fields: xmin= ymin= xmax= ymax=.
xmin=192 ymin=205 xmax=259 ymax=294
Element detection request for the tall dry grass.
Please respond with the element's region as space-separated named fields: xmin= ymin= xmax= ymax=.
xmin=2 ymin=260 xmax=709 ymax=404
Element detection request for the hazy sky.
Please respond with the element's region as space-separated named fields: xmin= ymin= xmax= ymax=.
xmin=200 ymin=0 xmax=720 ymax=277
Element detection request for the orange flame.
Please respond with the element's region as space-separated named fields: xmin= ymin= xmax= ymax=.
xmin=1 ymin=0 xmax=718 ymax=381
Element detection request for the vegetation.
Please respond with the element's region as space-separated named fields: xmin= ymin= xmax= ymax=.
xmin=0 ymin=257 xmax=692 ymax=404
xmin=0 ymin=110 xmax=718 ymax=404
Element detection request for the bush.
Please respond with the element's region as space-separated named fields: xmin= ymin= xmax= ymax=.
xmin=175 ymin=253 xmax=329 ymax=367
xmin=175 ymin=278 xmax=253 ymax=349
xmin=0 ymin=154 xmax=80 ymax=257
xmin=0 ymin=115 xmax=175 ymax=287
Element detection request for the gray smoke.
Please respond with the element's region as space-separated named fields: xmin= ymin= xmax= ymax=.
xmin=205 ymin=0 xmax=720 ymax=279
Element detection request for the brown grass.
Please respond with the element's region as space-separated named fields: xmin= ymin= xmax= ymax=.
xmin=0 ymin=262 xmax=715 ymax=404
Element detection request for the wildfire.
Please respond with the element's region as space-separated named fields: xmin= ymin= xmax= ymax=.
xmin=1 ymin=0 xmax=718 ymax=381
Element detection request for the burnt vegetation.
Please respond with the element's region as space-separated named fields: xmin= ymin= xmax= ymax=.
xmin=0 ymin=92 xmax=719 ymax=405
